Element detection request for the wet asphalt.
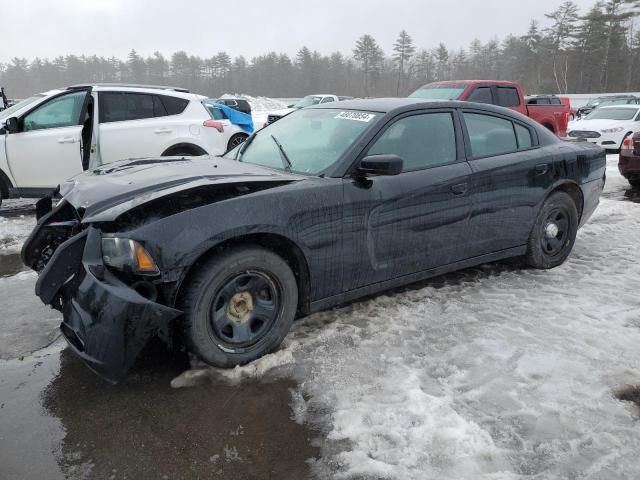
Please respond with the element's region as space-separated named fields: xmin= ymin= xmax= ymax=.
xmin=1 ymin=178 xmax=639 ymax=480
xmin=0 ymin=204 xmax=319 ymax=480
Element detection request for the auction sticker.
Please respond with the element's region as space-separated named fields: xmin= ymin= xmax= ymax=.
xmin=335 ymin=111 xmax=376 ymax=122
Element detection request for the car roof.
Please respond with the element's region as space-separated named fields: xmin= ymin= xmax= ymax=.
xmin=596 ymin=104 xmax=640 ymax=109
xmin=67 ymin=84 xmax=202 ymax=100
xmin=310 ymin=97 xmax=485 ymax=113
xmin=418 ymin=80 xmax=518 ymax=87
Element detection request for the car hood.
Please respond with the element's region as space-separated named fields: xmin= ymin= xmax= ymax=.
xmin=269 ymin=107 xmax=297 ymax=117
xmin=568 ymin=118 xmax=630 ymax=131
xmin=60 ymin=156 xmax=302 ymax=223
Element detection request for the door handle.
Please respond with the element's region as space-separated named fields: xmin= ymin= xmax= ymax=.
xmin=451 ymin=183 xmax=468 ymax=196
xmin=535 ymin=163 xmax=549 ymax=176
xmin=57 ymin=137 xmax=77 ymax=144
xmin=154 ymin=129 xmax=172 ymax=134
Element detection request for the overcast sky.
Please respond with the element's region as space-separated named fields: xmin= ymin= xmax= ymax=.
xmin=1 ymin=0 xmax=597 ymax=62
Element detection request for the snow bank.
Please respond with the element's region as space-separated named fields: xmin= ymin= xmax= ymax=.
xmin=176 ymin=166 xmax=640 ymax=478
xmin=0 ymin=215 xmax=36 ymax=253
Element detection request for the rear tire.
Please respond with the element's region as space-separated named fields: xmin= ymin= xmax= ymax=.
xmin=181 ymin=246 xmax=298 ymax=368
xmin=525 ymin=191 xmax=578 ymax=269
xmin=227 ymin=133 xmax=248 ymax=152
xmin=629 ymin=178 xmax=640 ymax=189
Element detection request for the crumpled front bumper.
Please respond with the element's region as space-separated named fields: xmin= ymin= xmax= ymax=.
xmin=29 ymin=223 xmax=181 ymax=383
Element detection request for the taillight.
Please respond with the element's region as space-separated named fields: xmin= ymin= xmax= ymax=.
xmin=203 ymin=120 xmax=224 ymax=133
xmin=621 ymin=136 xmax=634 ymax=153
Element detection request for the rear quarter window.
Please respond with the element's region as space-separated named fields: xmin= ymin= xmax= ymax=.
xmin=159 ymin=95 xmax=189 ymax=115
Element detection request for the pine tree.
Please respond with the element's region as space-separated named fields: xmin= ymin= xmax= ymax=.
xmin=353 ymin=34 xmax=384 ymax=96
xmin=392 ymin=30 xmax=416 ymax=95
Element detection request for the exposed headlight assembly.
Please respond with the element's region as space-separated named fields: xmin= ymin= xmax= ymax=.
xmin=600 ymin=127 xmax=625 ymax=133
xmin=101 ymin=238 xmax=159 ymax=275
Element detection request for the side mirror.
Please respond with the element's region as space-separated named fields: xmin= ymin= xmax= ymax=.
xmin=357 ymin=154 xmax=403 ymax=176
xmin=4 ymin=117 xmax=18 ymax=133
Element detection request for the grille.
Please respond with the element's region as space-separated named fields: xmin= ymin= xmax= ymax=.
xmin=568 ymin=130 xmax=601 ymax=139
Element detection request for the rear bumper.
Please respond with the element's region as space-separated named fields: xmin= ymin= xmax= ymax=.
xmin=619 ymin=152 xmax=640 ymax=178
xmin=579 ymin=176 xmax=605 ymax=228
xmin=31 ymin=225 xmax=181 ymax=383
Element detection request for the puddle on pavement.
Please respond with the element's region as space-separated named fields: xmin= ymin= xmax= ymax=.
xmin=1 ymin=344 xmax=320 ymax=480
xmin=0 ymin=252 xmax=27 ymax=277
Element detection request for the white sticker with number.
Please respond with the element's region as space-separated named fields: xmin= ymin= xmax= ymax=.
xmin=335 ymin=111 xmax=376 ymax=122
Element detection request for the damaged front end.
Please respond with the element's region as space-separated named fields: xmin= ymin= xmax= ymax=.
xmin=22 ymin=198 xmax=181 ymax=383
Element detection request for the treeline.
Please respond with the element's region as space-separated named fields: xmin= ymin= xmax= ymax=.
xmin=2 ymin=0 xmax=640 ymax=99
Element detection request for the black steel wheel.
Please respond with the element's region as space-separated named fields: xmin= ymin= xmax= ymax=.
xmin=181 ymin=246 xmax=298 ymax=368
xmin=525 ymin=191 xmax=578 ymax=269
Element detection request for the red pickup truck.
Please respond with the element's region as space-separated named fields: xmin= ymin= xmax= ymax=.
xmin=409 ymin=80 xmax=569 ymax=137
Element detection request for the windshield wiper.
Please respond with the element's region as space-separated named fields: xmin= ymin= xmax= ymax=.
xmin=236 ymin=132 xmax=257 ymax=161
xmin=270 ymin=134 xmax=292 ymax=171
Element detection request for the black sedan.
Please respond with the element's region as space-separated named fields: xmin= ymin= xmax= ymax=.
xmin=22 ymin=99 xmax=606 ymax=382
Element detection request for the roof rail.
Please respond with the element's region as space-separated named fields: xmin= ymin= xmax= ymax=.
xmin=67 ymin=83 xmax=190 ymax=93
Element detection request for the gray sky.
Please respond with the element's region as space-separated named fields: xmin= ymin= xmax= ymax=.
xmin=1 ymin=0 xmax=597 ymax=62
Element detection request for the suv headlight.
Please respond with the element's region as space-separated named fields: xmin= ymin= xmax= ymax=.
xmin=600 ymin=127 xmax=625 ymax=133
xmin=102 ymin=238 xmax=159 ymax=275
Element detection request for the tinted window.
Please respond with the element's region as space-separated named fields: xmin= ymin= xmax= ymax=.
xmin=368 ymin=112 xmax=456 ymax=171
xmin=153 ymin=95 xmax=167 ymax=116
xmin=23 ymin=91 xmax=86 ymax=131
xmin=496 ymin=87 xmax=520 ymax=107
xmin=320 ymin=97 xmax=335 ymax=104
xmin=204 ymin=105 xmax=228 ymax=120
xmin=515 ymin=123 xmax=533 ymax=149
xmin=159 ymin=95 xmax=189 ymax=115
xmin=467 ymin=87 xmax=493 ymax=104
xmin=464 ymin=112 xmax=517 ymax=157
xmin=551 ymin=97 xmax=562 ymax=105
xmin=99 ymin=92 xmax=154 ymax=123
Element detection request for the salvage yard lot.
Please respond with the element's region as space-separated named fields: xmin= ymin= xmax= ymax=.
xmin=1 ymin=154 xmax=639 ymax=479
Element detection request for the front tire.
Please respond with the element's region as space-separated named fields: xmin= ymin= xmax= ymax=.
xmin=181 ymin=246 xmax=298 ymax=368
xmin=629 ymin=178 xmax=640 ymax=189
xmin=525 ymin=191 xmax=578 ymax=269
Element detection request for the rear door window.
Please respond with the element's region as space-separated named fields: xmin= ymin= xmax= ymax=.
xmin=99 ymin=92 xmax=155 ymax=123
xmin=496 ymin=87 xmax=520 ymax=107
xmin=467 ymin=87 xmax=493 ymax=104
xmin=463 ymin=112 xmax=518 ymax=157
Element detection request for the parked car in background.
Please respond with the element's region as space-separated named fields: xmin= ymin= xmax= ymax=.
xmin=213 ymin=97 xmax=252 ymax=116
xmin=576 ymin=95 xmax=639 ymax=119
xmin=22 ymin=98 xmax=605 ymax=382
xmin=527 ymin=95 xmax=576 ymax=120
xmin=619 ymin=132 xmax=640 ymax=188
xmin=203 ymin=101 xmax=253 ymax=150
xmin=0 ymin=84 xmax=242 ymax=206
xmin=265 ymin=94 xmax=351 ymax=125
xmin=409 ymin=81 xmax=570 ymax=137
xmin=567 ymin=105 xmax=640 ymax=151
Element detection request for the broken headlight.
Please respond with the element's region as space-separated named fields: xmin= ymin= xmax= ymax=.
xmin=101 ymin=238 xmax=160 ymax=276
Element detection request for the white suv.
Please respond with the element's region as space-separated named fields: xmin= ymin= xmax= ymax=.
xmin=0 ymin=84 xmax=249 ymax=204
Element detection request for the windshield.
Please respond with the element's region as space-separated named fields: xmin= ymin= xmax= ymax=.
xmin=585 ymin=107 xmax=639 ymax=121
xmin=293 ymin=96 xmax=322 ymax=108
xmin=409 ymin=83 xmax=467 ymax=100
xmin=0 ymin=95 xmax=45 ymax=121
xmin=224 ymin=108 xmax=378 ymax=175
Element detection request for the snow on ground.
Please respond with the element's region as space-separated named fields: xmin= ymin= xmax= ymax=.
xmin=0 ymin=215 xmax=35 ymax=253
xmin=175 ymin=155 xmax=640 ymax=479
xmin=219 ymin=93 xmax=288 ymax=128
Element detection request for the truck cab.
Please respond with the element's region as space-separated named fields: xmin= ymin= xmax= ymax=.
xmin=409 ymin=80 xmax=569 ymax=137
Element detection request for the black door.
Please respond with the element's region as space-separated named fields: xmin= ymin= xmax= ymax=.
xmin=342 ymin=110 xmax=473 ymax=291
xmin=460 ymin=110 xmax=554 ymax=256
